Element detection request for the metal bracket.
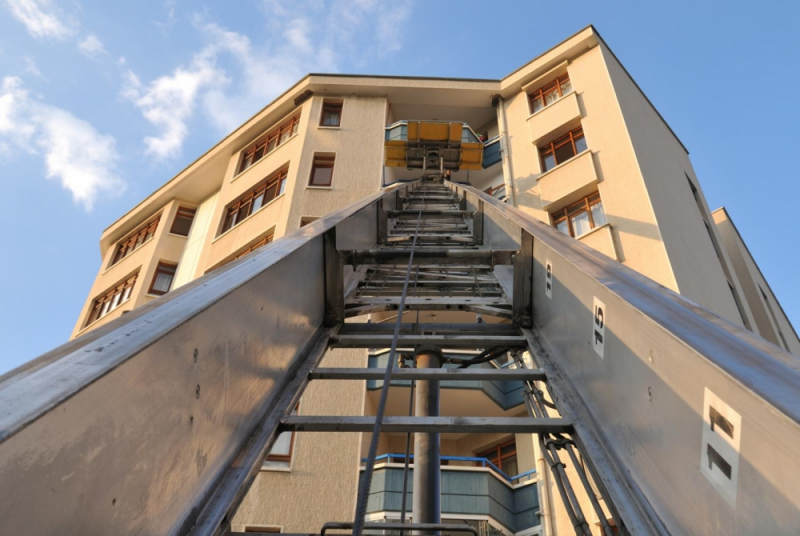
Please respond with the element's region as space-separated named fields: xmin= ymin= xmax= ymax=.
xmin=513 ymin=230 xmax=534 ymax=327
xmin=323 ymin=228 xmax=344 ymax=327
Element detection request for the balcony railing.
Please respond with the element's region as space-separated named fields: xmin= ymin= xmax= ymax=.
xmin=364 ymin=453 xmax=537 ymax=485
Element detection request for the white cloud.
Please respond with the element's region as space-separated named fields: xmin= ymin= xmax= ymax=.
xmin=0 ymin=76 xmax=124 ymax=210
xmin=78 ymin=34 xmax=107 ymax=59
xmin=122 ymin=49 xmax=226 ymax=159
xmin=124 ymin=1 xmax=414 ymax=159
xmin=4 ymin=0 xmax=76 ymax=40
xmin=23 ymin=55 xmax=42 ymax=77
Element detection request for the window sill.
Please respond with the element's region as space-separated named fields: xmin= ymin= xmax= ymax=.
xmin=317 ymin=125 xmax=341 ymax=129
xmin=145 ymin=293 xmax=168 ymax=298
xmin=306 ymin=185 xmax=332 ymax=190
xmin=166 ymin=232 xmax=190 ymax=239
xmin=230 ymin=133 xmax=299 ymax=183
xmin=260 ymin=466 xmax=292 ymax=473
xmin=525 ymin=91 xmax=573 ymax=121
xmin=211 ymin=193 xmax=285 ymax=244
xmin=102 ymin=237 xmax=155 ymax=275
xmin=536 ymin=149 xmax=589 ymax=181
xmin=575 ymin=221 xmax=610 ymax=240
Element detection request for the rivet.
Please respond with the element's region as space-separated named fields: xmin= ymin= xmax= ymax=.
xmin=648 ymin=351 xmax=654 ymax=365
xmin=647 ymin=386 xmax=652 ymax=401
xmin=112 ymin=498 xmax=116 ymax=506
xmin=193 ymin=349 xmax=199 ymax=363
xmin=196 ymin=385 xmax=201 ymax=399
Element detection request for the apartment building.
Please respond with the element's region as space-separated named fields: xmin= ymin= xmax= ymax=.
xmin=71 ymin=26 xmax=799 ymax=535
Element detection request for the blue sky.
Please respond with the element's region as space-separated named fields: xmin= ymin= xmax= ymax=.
xmin=0 ymin=0 xmax=798 ymax=373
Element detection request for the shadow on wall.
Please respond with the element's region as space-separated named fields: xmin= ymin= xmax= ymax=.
xmin=598 ymin=213 xmax=662 ymax=264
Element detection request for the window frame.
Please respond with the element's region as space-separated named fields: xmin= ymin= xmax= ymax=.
xmin=319 ymin=99 xmax=344 ymax=128
xmin=237 ymin=112 xmax=301 ymax=175
xmin=220 ymin=168 xmax=289 ymax=235
xmin=551 ymin=191 xmax=606 ymax=238
xmin=308 ymin=154 xmax=335 ymax=187
xmin=169 ymin=206 xmax=197 ymax=236
xmin=539 ymin=126 xmax=586 ymax=172
xmin=476 ymin=438 xmax=517 ymax=473
xmin=148 ymin=262 xmax=178 ymax=296
xmin=234 ymin=234 xmax=274 ymax=261
xmin=110 ymin=216 xmax=161 ymax=267
xmin=263 ymin=404 xmax=298 ymax=469
xmin=86 ymin=272 xmax=139 ymax=327
xmin=528 ymin=73 xmax=572 ymax=115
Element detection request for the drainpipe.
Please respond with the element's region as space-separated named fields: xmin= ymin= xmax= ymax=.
xmin=492 ymin=94 xmax=518 ymax=207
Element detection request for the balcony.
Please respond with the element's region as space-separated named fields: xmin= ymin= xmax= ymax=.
xmin=578 ymin=223 xmax=618 ymax=261
xmin=527 ymin=90 xmax=581 ymax=146
xmin=537 ymin=150 xmax=599 ymax=212
xmin=362 ymin=459 xmax=540 ymax=534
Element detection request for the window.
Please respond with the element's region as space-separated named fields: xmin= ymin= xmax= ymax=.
xmin=477 ymin=438 xmax=518 ymax=478
xmin=237 ymin=113 xmax=301 ymax=175
xmin=221 ymin=168 xmax=288 ymax=234
xmin=87 ymin=273 xmax=138 ymax=326
xmin=528 ymin=73 xmax=572 ymax=114
xmin=244 ymin=527 xmax=281 ymax=533
xmin=111 ymin=216 xmax=160 ymax=266
xmin=539 ymin=126 xmax=587 ymax=172
xmin=264 ymin=406 xmax=298 ymax=469
xmin=551 ymin=192 xmax=607 ymax=238
xmin=299 ymin=217 xmax=318 ymax=227
xmin=170 ymin=207 xmax=196 ymax=236
xmin=319 ymin=100 xmax=343 ymax=127
xmin=149 ymin=262 xmax=177 ymax=296
xmin=234 ymin=234 xmax=274 ymax=261
xmin=309 ymin=154 xmax=335 ymax=187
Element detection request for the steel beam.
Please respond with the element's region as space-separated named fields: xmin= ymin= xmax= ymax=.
xmin=308 ymin=367 xmax=546 ymax=381
xmin=413 ymin=348 xmax=442 ymax=533
xmin=345 ymin=249 xmax=515 ymax=266
xmin=323 ymin=228 xmax=344 ymax=327
xmin=329 ymin=334 xmax=527 ymax=348
xmin=279 ymin=416 xmax=572 ymax=434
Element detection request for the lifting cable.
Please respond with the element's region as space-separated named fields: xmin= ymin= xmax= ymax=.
xmin=352 ymin=184 xmax=427 ymax=536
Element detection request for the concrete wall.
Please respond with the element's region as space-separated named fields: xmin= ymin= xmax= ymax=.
xmin=598 ymin=42 xmax=750 ymax=326
xmin=71 ymin=199 xmax=190 ymax=337
xmin=502 ymin=44 xmax=680 ymax=298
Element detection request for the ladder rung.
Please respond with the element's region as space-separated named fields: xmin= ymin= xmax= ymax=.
xmin=309 ymin=367 xmax=545 ymax=381
xmin=336 ymin=322 xmax=520 ymax=335
xmin=346 ymin=249 xmax=514 ymax=265
xmin=280 ymin=416 xmax=571 ymax=434
xmin=329 ymin=334 xmax=527 ymax=348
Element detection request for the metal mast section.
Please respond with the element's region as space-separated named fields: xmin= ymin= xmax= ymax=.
xmin=3 ymin=164 xmax=800 ymax=534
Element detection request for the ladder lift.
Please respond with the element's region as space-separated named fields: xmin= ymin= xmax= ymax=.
xmin=2 ymin=145 xmax=800 ymax=535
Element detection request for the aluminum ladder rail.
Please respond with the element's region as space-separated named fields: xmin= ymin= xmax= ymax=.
xmin=276 ymin=176 xmax=611 ymax=536
xmin=1 ymin=179 xmax=800 ymax=535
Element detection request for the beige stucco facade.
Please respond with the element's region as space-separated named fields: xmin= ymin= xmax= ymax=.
xmin=71 ymin=25 xmax=798 ymax=535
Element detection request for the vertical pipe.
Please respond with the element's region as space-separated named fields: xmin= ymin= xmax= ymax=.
xmin=493 ymin=95 xmax=517 ymax=207
xmin=413 ymin=347 xmax=442 ymax=534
